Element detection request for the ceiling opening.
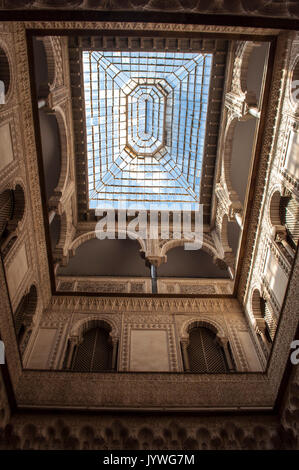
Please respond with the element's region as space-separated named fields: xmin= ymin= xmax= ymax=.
xmin=83 ymin=50 xmax=212 ymax=211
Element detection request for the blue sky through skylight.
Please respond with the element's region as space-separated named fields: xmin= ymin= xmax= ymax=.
xmin=83 ymin=50 xmax=212 ymax=211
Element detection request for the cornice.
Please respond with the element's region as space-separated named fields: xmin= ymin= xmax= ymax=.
xmin=22 ymin=21 xmax=279 ymax=36
xmin=49 ymin=295 xmax=239 ymax=314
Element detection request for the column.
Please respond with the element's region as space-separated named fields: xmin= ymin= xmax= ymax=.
xmin=49 ymin=210 xmax=56 ymax=224
xmin=255 ymin=319 xmax=271 ymax=358
xmin=111 ymin=338 xmax=119 ymax=371
xmin=274 ymin=228 xmax=295 ymax=259
xmin=181 ymin=339 xmax=190 ymax=372
xmin=65 ymin=338 xmax=78 ymax=370
xmin=228 ymin=266 xmax=235 ymax=280
xmin=151 ymin=264 xmax=158 ymax=294
xmin=218 ymin=337 xmax=235 ymax=372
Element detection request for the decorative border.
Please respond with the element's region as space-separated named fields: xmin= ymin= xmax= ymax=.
xmin=50 ymin=295 xmax=239 ymax=314
xmin=121 ymin=317 xmax=179 ymax=372
xmin=23 ymin=21 xmax=278 ymax=36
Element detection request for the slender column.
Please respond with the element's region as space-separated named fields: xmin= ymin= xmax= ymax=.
xmin=218 ymin=337 xmax=234 ymax=372
xmin=181 ymin=339 xmax=190 ymax=372
xmin=255 ymin=318 xmax=271 ymax=353
xmin=111 ymin=338 xmax=119 ymax=371
xmin=20 ymin=327 xmax=32 ymax=355
xmin=228 ymin=266 xmax=235 ymax=280
xmin=65 ymin=338 xmax=77 ymax=370
xmin=151 ymin=264 xmax=158 ymax=294
xmin=223 ymin=342 xmax=234 ymax=372
xmin=49 ymin=210 xmax=56 ymax=224
xmin=275 ymin=230 xmax=295 ymax=259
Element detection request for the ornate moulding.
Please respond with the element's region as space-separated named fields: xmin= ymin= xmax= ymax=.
xmin=49 ymin=295 xmax=239 ymax=314
xmin=11 ymin=23 xmax=52 ymax=306
xmin=57 ymin=276 xmax=152 ymax=294
xmin=238 ymin=32 xmax=295 ymax=303
xmin=120 ymin=318 xmax=180 ymax=372
xmin=3 ymin=360 xmax=299 ymax=449
xmin=12 ymin=243 xmax=298 ymax=411
xmin=23 ymin=21 xmax=278 ymax=36
xmin=242 ymin=35 xmax=299 ymax=328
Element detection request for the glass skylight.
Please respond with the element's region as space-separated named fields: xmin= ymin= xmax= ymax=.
xmin=83 ymin=50 xmax=212 ymax=211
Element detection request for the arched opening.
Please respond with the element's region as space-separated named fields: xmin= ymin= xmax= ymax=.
xmin=279 ymin=196 xmax=299 ymax=250
xmin=0 ymin=185 xmax=25 ymax=256
xmin=290 ymin=57 xmax=299 ymax=108
xmin=71 ymin=326 xmax=113 ymax=372
xmin=269 ymin=190 xmax=299 ymax=252
xmin=186 ymin=326 xmax=228 ymax=373
xmin=260 ymin=297 xmax=276 ymax=344
xmin=12 ymin=184 xmax=25 ymax=222
xmin=251 ymin=288 xmax=275 ymax=355
xmin=158 ymin=246 xmax=229 ymax=278
xmin=14 ymin=285 xmax=37 ymax=349
xmin=251 ymin=288 xmax=263 ymax=319
xmin=58 ymin=238 xmax=149 ymax=277
xmin=39 ymin=110 xmax=61 ymax=200
xmin=0 ymin=189 xmax=13 ymax=238
xmin=0 ymin=46 xmax=10 ymax=101
xmin=230 ymin=119 xmax=257 ymax=205
xmin=269 ymin=190 xmax=282 ymax=226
